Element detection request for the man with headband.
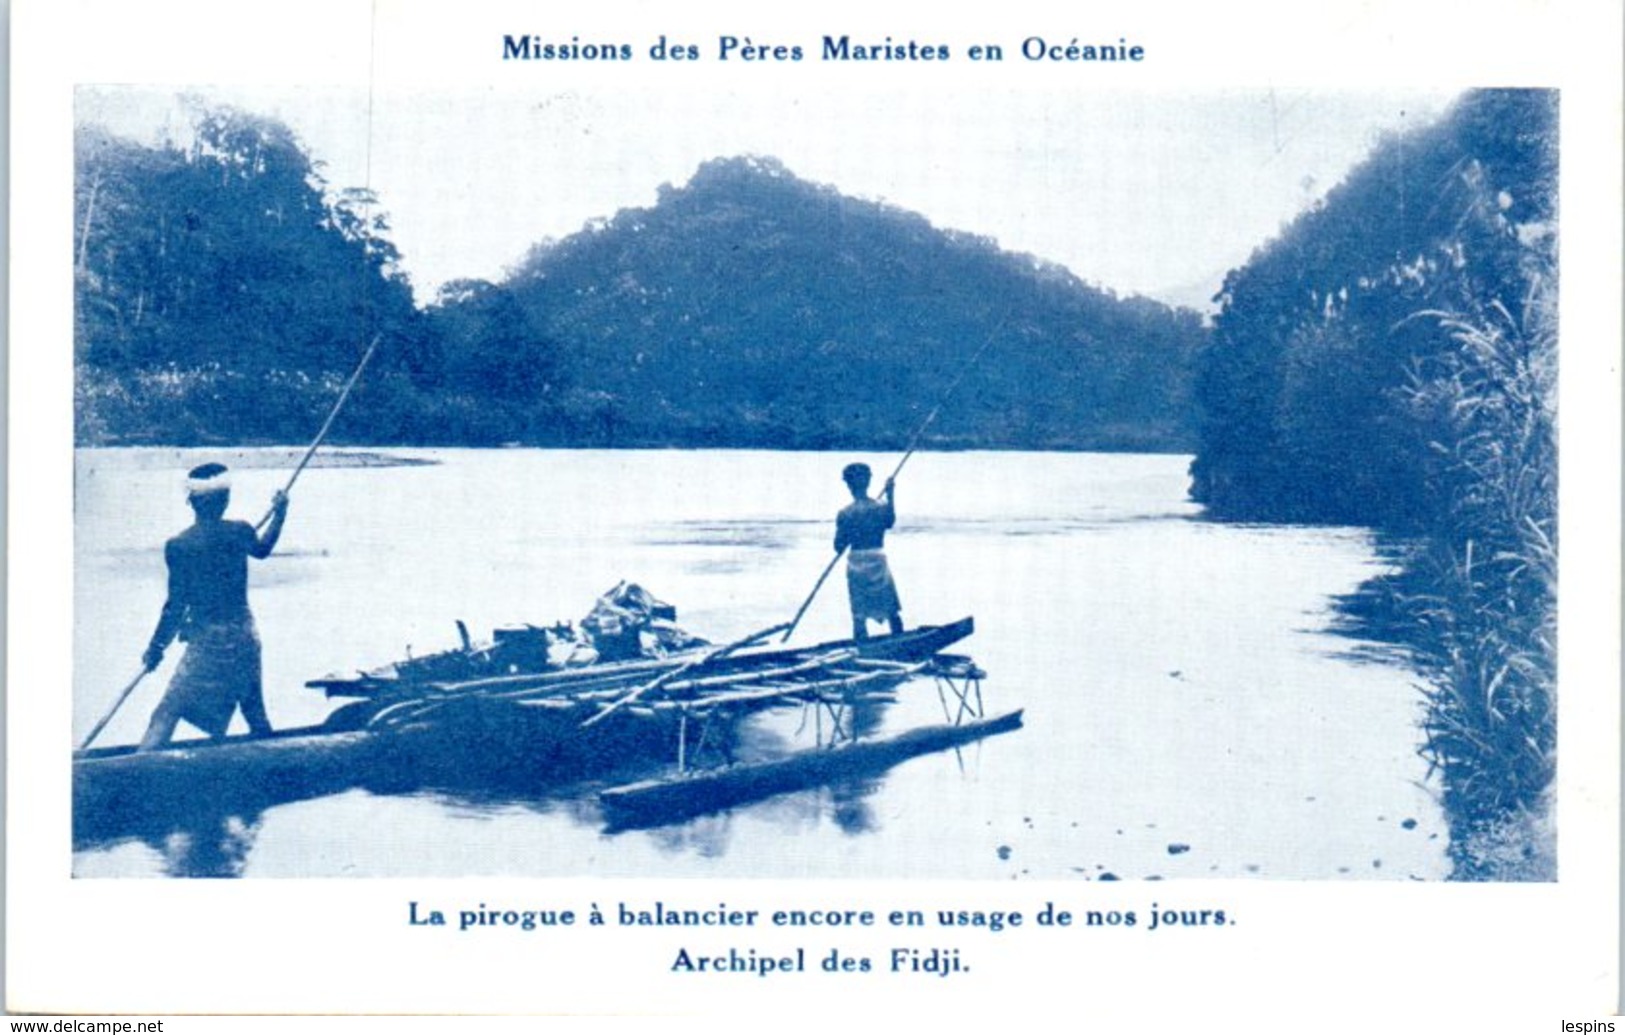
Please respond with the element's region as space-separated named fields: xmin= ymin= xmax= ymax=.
xmin=834 ymin=462 xmax=904 ymax=641
xmin=138 ymin=462 xmax=290 ymax=750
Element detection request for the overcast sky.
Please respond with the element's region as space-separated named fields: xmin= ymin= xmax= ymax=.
xmin=78 ymin=84 xmax=1459 ymax=310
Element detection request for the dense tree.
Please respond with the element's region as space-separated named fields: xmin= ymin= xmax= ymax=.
xmin=74 ymin=107 xmax=433 ymax=443
xmin=1189 ymin=90 xmax=1557 ymax=529
xmin=77 ymin=122 xmax=1202 ymax=452
xmin=1189 ymin=89 xmax=1558 ymax=878
xmin=490 ymin=156 xmax=1206 ymax=450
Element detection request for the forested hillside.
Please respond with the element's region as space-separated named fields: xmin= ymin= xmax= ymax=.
xmin=73 ymin=110 xmax=443 ymax=443
xmin=489 ymin=156 xmax=1205 ymax=450
xmin=1189 ymin=90 xmax=1556 ymax=529
xmin=74 ymin=112 xmax=1205 ymax=451
xmin=1188 ymin=90 xmax=1558 ymax=879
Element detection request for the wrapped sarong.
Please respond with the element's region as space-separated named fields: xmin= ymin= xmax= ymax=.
xmin=160 ymin=616 xmax=263 ymax=738
xmin=846 ymin=548 xmax=902 ymax=621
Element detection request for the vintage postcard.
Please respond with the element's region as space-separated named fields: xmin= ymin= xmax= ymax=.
xmin=9 ymin=0 xmax=1622 ymax=1027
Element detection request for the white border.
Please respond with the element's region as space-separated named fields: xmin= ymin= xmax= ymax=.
xmin=9 ymin=0 xmax=1622 ymax=1024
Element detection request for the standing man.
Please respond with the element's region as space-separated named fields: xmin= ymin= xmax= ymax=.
xmin=139 ymin=462 xmax=289 ymax=750
xmin=834 ymin=462 xmax=904 ymax=640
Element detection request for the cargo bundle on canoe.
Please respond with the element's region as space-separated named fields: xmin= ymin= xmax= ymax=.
xmin=306 ymin=581 xmax=708 ymax=701
xmin=74 ymin=585 xmax=1019 ymax=844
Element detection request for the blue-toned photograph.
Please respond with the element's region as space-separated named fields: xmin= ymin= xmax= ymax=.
xmin=70 ymin=85 xmax=1557 ymax=882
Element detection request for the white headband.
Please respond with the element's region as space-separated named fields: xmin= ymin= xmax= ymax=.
xmin=186 ymin=471 xmax=231 ymax=494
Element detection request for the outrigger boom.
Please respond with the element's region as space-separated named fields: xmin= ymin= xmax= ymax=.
xmin=74 ymin=615 xmax=1016 ymax=843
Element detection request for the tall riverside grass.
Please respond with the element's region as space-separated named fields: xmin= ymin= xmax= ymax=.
xmin=1396 ymin=266 xmax=1557 ymax=879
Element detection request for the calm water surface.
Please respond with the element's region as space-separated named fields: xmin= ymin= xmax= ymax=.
xmin=72 ymin=448 xmax=1447 ymax=879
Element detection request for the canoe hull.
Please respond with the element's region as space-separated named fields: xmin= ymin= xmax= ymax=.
xmin=600 ymin=709 xmax=1025 ymax=831
xmin=73 ymin=618 xmax=983 ymax=846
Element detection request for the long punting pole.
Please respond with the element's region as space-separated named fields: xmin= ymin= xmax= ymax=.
xmin=77 ymin=668 xmax=149 ymax=752
xmin=255 ymin=334 xmax=382 ymax=531
xmin=778 ymin=320 xmax=1008 ymax=643
xmin=91 ymin=97 xmax=386 ymax=749
xmin=83 ymin=337 xmax=384 ymax=752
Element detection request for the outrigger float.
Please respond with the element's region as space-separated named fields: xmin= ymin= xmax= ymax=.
xmin=74 ymin=588 xmax=1020 ymax=843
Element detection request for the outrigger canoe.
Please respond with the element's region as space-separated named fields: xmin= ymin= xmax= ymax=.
xmin=74 ymin=617 xmax=1019 ymax=843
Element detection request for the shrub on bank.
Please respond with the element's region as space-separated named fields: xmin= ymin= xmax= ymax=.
xmin=1396 ymin=261 xmax=1557 ymax=880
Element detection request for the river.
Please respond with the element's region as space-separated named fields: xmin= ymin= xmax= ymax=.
xmin=71 ymin=448 xmax=1447 ymax=879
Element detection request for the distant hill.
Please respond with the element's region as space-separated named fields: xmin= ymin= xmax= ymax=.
xmin=74 ymin=114 xmax=1206 ymax=451
xmin=460 ymin=156 xmax=1207 ymax=451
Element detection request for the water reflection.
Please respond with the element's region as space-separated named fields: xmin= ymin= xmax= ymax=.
xmin=74 ymin=692 xmax=925 ymax=876
xmin=156 ymin=814 xmax=264 ymax=878
xmin=828 ymin=778 xmax=881 ymax=835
